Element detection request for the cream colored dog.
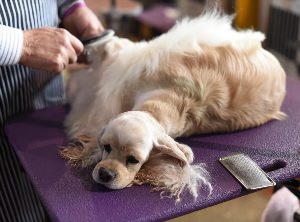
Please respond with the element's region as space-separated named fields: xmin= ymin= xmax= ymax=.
xmin=60 ymin=11 xmax=286 ymax=200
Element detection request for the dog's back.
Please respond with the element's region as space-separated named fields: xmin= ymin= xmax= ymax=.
xmin=66 ymin=11 xmax=286 ymax=138
xmin=121 ymin=12 xmax=286 ymax=137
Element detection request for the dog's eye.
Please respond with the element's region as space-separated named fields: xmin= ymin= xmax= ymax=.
xmin=126 ymin=155 xmax=139 ymax=165
xmin=104 ymin=144 xmax=112 ymax=153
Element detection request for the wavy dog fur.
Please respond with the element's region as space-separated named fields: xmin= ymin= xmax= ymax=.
xmin=61 ymin=11 xmax=286 ymax=200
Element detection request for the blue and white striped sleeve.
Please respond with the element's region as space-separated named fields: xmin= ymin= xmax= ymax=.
xmin=0 ymin=24 xmax=23 ymax=65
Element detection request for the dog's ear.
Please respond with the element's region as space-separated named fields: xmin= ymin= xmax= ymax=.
xmin=96 ymin=127 xmax=106 ymax=147
xmin=153 ymin=134 xmax=189 ymax=165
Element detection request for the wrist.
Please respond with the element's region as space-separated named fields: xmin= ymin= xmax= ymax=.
xmin=20 ymin=31 xmax=30 ymax=65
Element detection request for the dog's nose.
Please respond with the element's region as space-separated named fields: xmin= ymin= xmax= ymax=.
xmin=98 ymin=167 xmax=116 ymax=183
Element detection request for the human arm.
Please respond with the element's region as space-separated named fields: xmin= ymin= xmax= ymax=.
xmin=0 ymin=0 xmax=102 ymax=72
xmin=20 ymin=27 xmax=84 ymax=72
xmin=0 ymin=24 xmax=84 ymax=72
xmin=59 ymin=0 xmax=104 ymax=39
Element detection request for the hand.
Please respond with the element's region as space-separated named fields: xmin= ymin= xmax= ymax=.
xmin=62 ymin=6 xmax=104 ymax=40
xmin=20 ymin=28 xmax=84 ymax=73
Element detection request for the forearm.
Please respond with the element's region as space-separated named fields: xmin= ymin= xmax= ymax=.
xmin=0 ymin=25 xmax=23 ymax=65
xmin=58 ymin=0 xmax=86 ymax=20
xmin=60 ymin=1 xmax=104 ymax=39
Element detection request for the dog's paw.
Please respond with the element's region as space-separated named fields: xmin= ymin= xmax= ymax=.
xmin=59 ymin=146 xmax=83 ymax=167
xmin=177 ymin=143 xmax=194 ymax=164
xmin=59 ymin=135 xmax=100 ymax=167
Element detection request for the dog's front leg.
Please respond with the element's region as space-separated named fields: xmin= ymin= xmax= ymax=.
xmin=59 ymin=135 xmax=103 ymax=167
xmin=176 ymin=143 xmax=194 ymax=164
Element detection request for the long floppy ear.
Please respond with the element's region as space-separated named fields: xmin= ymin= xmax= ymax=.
xmin=153 ymin=134 xmax=189 ymax=165
xmin=96 ymin=127 xmax=106 ymax=148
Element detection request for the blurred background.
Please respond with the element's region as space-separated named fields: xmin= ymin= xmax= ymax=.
xmin=85 ymin=0 xmax=300 ymax=80
xmin=83 ymin=0 xmax=300 ymax=221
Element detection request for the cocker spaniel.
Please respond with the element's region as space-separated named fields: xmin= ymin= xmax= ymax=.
xmin=60 ymin=11 xmax=286 ymax=200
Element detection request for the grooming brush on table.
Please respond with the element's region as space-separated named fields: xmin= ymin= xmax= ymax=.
xmin=219 ymin=154 xmax=276 ymax=190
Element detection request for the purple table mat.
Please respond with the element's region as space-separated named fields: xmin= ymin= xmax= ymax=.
xmin=5 ymin=78 xmax=300 ymax=222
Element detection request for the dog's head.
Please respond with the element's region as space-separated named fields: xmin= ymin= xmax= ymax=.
xmin=92 ymin=111 xmax=193 ymax=189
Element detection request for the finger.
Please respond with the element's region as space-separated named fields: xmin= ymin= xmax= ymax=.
xmin=67 ymin=32 xmax=84 ymax=56
xmin=65 ymin=42 xmax=78 ymax=64
xmin=58 ymin=54 xmax=68 ymax=72
xmin=55 ymin=29 xmax=79 ymax=63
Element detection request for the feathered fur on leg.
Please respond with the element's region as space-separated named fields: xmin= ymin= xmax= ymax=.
xmin=134 ymin=152 xmax=212 ymax=202
xmin=59 ymin=135 xmax=102 ymax=167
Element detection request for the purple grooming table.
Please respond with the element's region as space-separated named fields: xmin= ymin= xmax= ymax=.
xmin=5 ymin=78 xmax=300 ymax=222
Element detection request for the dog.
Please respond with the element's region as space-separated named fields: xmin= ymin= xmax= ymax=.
xmin=60 ymin=11 xmax=286 ymax=200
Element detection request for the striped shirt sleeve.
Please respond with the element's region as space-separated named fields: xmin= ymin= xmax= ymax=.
xmin=0 ymin=24 xmax=23 ymax=65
